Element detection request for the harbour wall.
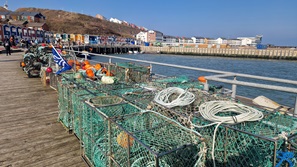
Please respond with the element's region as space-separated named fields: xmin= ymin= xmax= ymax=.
xmin=140 ymin=46 xmax=297 ymax=60
xmin=72 ymin=45 xmax=140 ymax=54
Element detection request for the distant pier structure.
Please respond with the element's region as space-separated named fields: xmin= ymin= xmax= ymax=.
xmin=141 ymin=46 xmax=297 ymax=60
xmin=71 ymin=44 xmax=140 ymax=54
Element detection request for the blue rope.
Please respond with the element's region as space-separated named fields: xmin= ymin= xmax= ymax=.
xmin=275 ymin=151 xmax=295 ymax=167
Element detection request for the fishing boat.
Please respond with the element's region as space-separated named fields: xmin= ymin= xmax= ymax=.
xmin=47 ymin=49 xmax=297 ymax=167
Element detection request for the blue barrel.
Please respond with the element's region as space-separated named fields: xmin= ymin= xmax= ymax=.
xmin=257 ymin=44 xmax=267 ymax=49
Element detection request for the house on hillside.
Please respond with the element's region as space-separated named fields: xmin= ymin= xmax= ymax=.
xmin=8 ymin=20 xmax=28 ymax=27
xmin=9 ymin=12 xmax=23 ymax=21
xmin=0 ymin=11 xmax=11 ymax=20
xmin=95 ymin=14 xmax=106 ymax=20
xmin=27 ymin=22 xmax=49 ymax=31
xmin=109 ymin=18 xmax=122 ymax=24
xmin=20 ymin=12 xmax=46 ymax=22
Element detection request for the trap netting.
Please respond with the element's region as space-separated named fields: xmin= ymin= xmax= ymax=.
xmin=58 ymin=73 xmax=101 ymax=131
xmin=192 ymin=110 xmax=297 ymax=167
xmin=71 ymin=89 xmax=106 ymax=139
xmin=80 ymin=97 xmax=142 ymax=166
xmin=92 ymin=111 xmax=206 ymax=167
xmin=114 ymin=62 xmax=151 ymax=83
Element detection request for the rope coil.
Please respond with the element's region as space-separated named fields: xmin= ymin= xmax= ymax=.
xmin=154 ymin=87 xmax=196 ymax=108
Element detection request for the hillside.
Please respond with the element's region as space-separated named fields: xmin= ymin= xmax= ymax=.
xmin=16 ymin=8 xmax=141 ymax=38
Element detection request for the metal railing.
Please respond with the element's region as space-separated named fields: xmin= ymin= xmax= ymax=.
xmin=67 ymin=50 xmax=297 ymax=116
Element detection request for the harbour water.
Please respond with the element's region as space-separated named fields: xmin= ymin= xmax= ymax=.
xmin=92 ymin=53 xmax=297 ymax=108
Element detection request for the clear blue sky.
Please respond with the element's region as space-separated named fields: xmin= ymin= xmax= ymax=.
xmin=6 ymin=0 xmax=297 ymax=46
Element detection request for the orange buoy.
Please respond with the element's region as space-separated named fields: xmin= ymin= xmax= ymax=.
xmin=116 ymin=131 xmax=134 ymax=148
xmin=86 ymin=68 xmax=95 ymax=78
xmin=94 ymin=63 xmax=101 ymax=71
xmin=198 ymin=76 xmax=207 ymax=83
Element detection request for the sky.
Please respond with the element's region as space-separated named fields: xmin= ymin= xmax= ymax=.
xmin=5 ymin=0 xmax=297 ymax=46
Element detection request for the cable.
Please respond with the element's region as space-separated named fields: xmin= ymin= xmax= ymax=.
xmin=193 ymin=101 xmax=264 ymax=167
xmin=154 ymin=87 xmax=196 ymax=108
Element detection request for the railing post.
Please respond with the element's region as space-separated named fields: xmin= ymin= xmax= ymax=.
xmin=231 ymin=76 xmax=237 ymax=99
xmin=109 ymin=57 xmax=112 ymax=64
xmin=293 ymin=96 xmax=297 ymax=116
xmin=204 ymin=80 xmax=209 ymax=91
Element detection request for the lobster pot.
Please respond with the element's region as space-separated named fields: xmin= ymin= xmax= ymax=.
xmin=95 ymin=82 xmax=135 ymax=94
xmin=49 ymin=72 xmax=61 ymax=90
xmin=106 ymin=112 xmax=205 ymax=167
xmin=57 ymin=79 xmax=76 ymax=131
xmin=192 ymin=111 xmax=297 ymax=167
xmin=288 ymin=134 xmax=297 ymax=155
xmin=80 ymin=98 xmax=142 ymax=166
xmin=71 ymin=89 xmax=106 ymax=140
xmin=122 ymin=88 xmax=156 ymax=109
xmin=114 ymin=62 xmax=151 ymax=83
xmin=57 ymin=73 xmax=79 ymax=131
xmin=151 ymin=76 xmax=190 ymax=89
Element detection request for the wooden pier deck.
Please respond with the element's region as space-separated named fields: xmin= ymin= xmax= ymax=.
xmin=0 ymin=53 xmax=85 ymax=167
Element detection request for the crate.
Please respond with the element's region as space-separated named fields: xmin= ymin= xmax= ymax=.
xmin=122 ymin=88 xmax=156 ymax=109
xmin=192 ymin=111 xmax=297 ymax=167
xmin=90 ymin=112 xmax=206 ymax=167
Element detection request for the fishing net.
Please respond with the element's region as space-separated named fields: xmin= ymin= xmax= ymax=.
xmin=113 ymin=62 xmax=151 ymax=83
xmin=122 ymin=89 xmax=156 ymax=109
xmin=71 ymin=89 xmax=106 ymax=139
xmin=80 ymin=99 xmax=142 ymax=166
xmin=192 ymin=110 xmax=297 ymax=167
xmin=92 ymin=111 xmax=205 ymax=167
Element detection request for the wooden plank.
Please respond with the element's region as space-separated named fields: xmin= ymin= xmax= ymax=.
xmin=0 ymin=53 xmax=85 ymax=167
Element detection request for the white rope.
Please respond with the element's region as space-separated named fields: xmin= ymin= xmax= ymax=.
xmin=193 ymin=100 xmax=264 ymax=167
xmin=199 ymin=101 xmax=264 ymax=124
xmin=153 ymin=87 xmax=196 ymax=108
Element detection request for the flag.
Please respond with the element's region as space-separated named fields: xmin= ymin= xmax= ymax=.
xmin=52 ymin=47 xmax=72 ymax=75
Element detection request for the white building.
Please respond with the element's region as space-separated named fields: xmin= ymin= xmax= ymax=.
xmin=109 ymin=18 xmax=122 ymax=24
xmin=136 ymin=31 xmax=148 ymax=42
xmin=191 ymin=37 xmax=206 ymax=44
xmin=227 ymin=39 xmax=242 ymax=46
xmin=216 ymin=38 xmax=228 ymax=44
xmin=237 ymin=35 xmax=262 ymax=46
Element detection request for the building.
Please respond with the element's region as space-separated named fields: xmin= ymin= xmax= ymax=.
xmin=191 ymin=36 xmax=206 ymax=44
xmin=237 ymin=35 xmax=262 ymax=46
xmin=27 ymin=22 xmax=49 ymax=31
xmin=95 ymin=14 xmax=106 ymax=20
xmin=227 ymin=39 xmax=242 ymax=46
xmin=147 ymin=30 xmax=163 ymax=43
xmin=0 ymin=11 xmax=11 ymax=20
xmin=109 ymin=18 xmax=122 ymax=24
xmin=20 ymin=12 xmax=46 ymax=22
xmin=136 ymin=31 xmax=147 ymax=42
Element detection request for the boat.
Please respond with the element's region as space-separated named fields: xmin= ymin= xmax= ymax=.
xmin=48 ymin=49 xmax=297 ymax=167
xmin=133 ymin=50 xmax=138 ymax=54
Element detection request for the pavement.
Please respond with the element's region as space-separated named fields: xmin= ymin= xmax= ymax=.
xmin=0 ymin=46 xmax=24 ymax=54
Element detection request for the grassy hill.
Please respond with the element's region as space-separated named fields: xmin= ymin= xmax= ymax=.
xmin=16 ymin=8 xmax=141 ymax=38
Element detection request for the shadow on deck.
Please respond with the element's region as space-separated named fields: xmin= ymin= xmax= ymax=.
xmin=0 ymin=52 xmax=85 ymax=167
